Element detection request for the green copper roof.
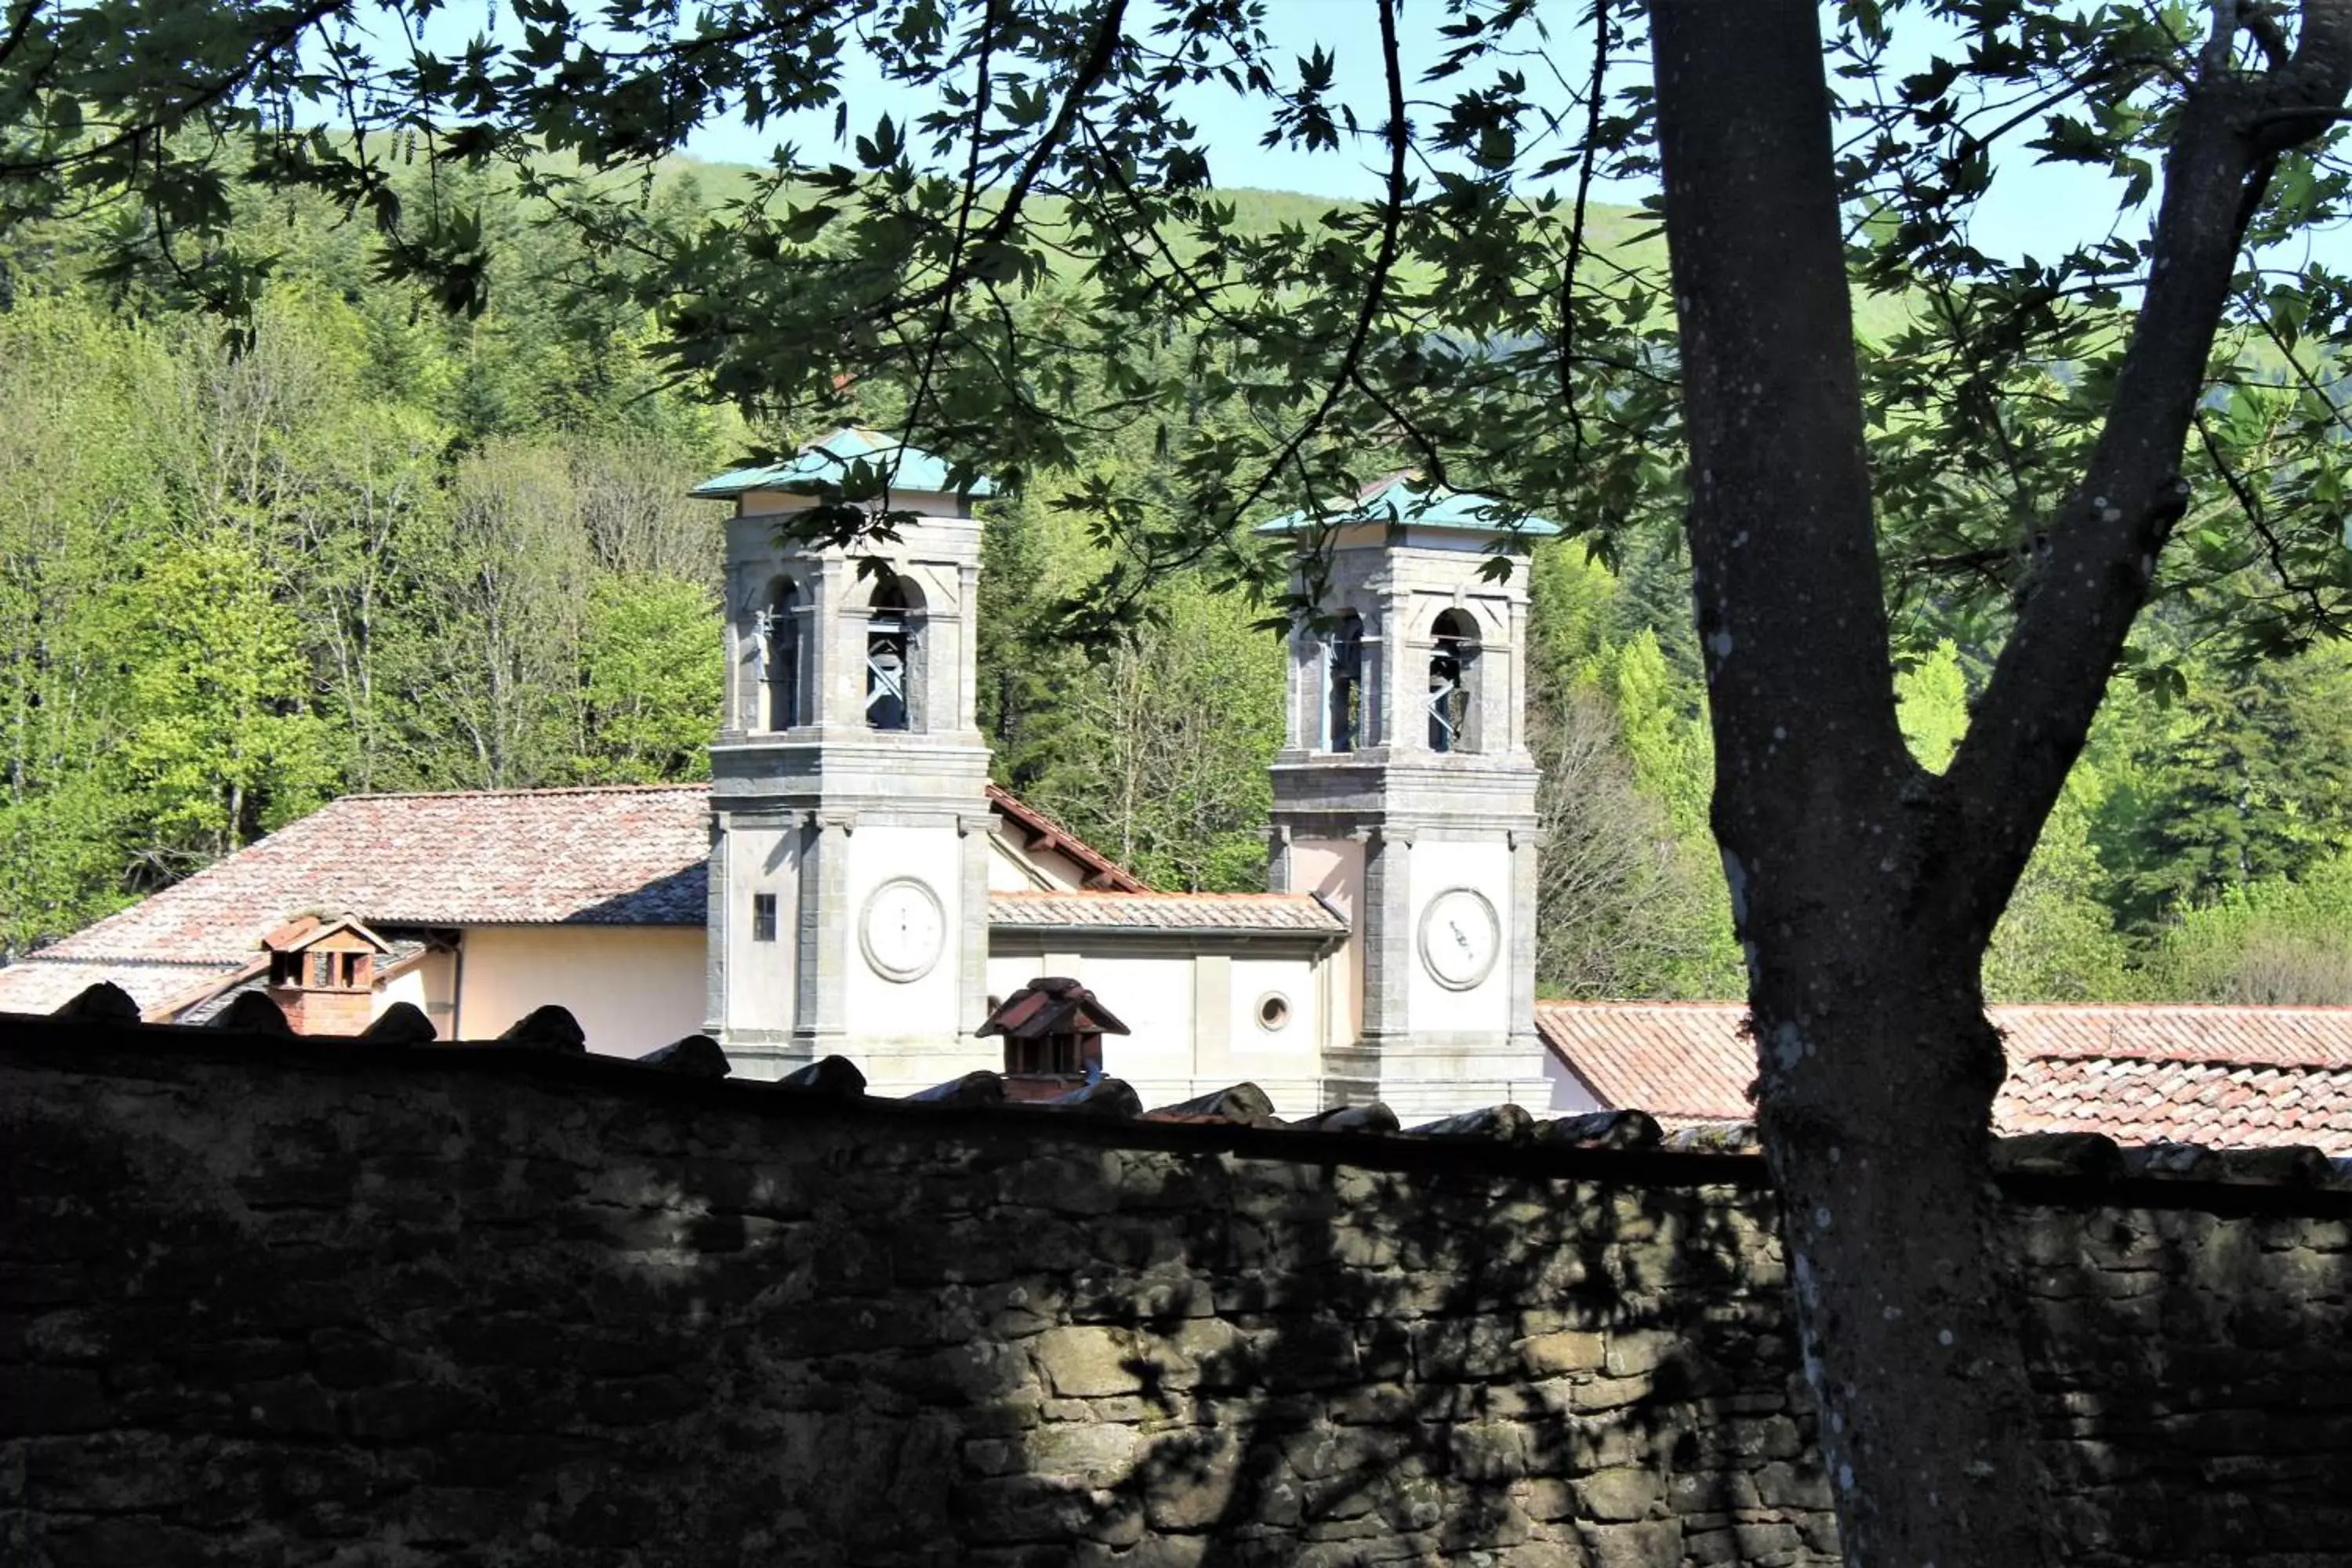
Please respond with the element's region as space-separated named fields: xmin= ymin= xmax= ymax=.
xmin=1254 ymin=474 xmax=1563 ymax=538
xmin=692 ymin=427 xmax=998 ymax=500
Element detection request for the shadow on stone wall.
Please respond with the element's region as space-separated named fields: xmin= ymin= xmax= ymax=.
xmin=2010 ymin=1192 xmax=2352 ymax=1565
xmin=1024 ymin=1152 xmax=1822 ymax=1568
xmin=5 ymin=1027 xmax=2347 ymax=1568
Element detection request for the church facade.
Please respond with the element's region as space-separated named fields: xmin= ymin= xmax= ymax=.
xmin=0 ymin=430 xmax=1563 ymax=1118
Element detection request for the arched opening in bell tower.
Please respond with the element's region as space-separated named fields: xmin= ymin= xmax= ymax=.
xmin=759 ymin=578 xmax=802 ymax=731
xmin=1324 ymin=612 xmax=1364 ymax=752
xmin=865 ymin=573 xmax=918 ymax=731
xmin=1428 ymin=608 xmax=1479 ymax=753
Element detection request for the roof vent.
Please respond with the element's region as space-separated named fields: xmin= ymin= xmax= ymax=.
xmin=978 ymin=976 xmax=1131 ymax=1098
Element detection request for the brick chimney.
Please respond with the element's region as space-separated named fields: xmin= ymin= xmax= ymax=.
xmin=975 ymin=977 xmax=1131 ymax=1102
xmin=261 ymin=915 xmax=390 ymax=1036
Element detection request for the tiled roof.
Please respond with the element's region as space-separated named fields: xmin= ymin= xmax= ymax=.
xmin=1534 ymin=1000 xmax=2352 ymax=1155
xmin=692 ymin=426 xmax=997 ymax=500
xmin=1992 ymin=1004 xmax=2352 ymax=1069
xmin=0 ymin=958 xmax=248 ymax=1016
xmin=1534 ymin=1002 xmax=1759 ymax=1123
xmin=1256 ymin=473 xmax=1564 ymax=537
xmin=34 ymin=786 xmax=712 ymax=968
xmin=1998 ymin=1054 xmax=2352 ymax=1152
xmin=0 ymin=782 xmax=1159 ymax=1016
xmin=0 ymin=786 xmax=711 ymax=1014
xmin=985 ymin=785 xmax=1149 ymax=891
xmin=988 ymin=890 xmax=1347 ymax=935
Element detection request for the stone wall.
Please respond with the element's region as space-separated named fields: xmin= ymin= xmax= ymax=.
xmin=4 ymin=1021 xmax=2349 ymax=1567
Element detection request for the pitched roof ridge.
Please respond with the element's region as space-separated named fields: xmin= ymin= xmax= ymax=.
xmin=1536 ymin=998 xmax=1748 ymax=1009
xmin=1992 ymin=1000 xmax=2352 ymax=1017
xmin=983 ymin=784 xmax=1149 ymax=892
xmin=12 ymin=952 xmax=245 ymax=970
xmin=343 ymin=782 xmax=711 ymax=801
xmin=993 ymin=887 xmax=1320 ymax=901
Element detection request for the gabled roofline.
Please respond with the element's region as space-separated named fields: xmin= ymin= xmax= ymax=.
xmin=692 ymin=426 xmax=1000 ymax=501
xmin=986 ymin=785 xmax=1148 ymax=891
xmin=1255 ymin=474 xmax=1565 ymax=539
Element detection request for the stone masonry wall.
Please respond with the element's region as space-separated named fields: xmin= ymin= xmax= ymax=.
xmin=3 ymin=1022 xmax=2349 ymax=1567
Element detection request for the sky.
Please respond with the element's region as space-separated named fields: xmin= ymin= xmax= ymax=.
xmin=670 ymin=0 xmax=2291 ymax=274
xmin=347 ymin=0 xmax=2347 ymax=278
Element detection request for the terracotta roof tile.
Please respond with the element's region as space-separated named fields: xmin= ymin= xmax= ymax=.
xmin=985 ymin=785 xmax=1148 ymax=891
xmin=0 ymin=784 xmax=1159 ymax=1014
xmin=987 ymin=890 xmax=1346 ymax=935
xmin=1991 ymin=1003 xmax=2352 ymax=1069
xmin=34 ymin=786 xmax=713 ymax=969
xmin=1534 ymin=1001 xmax=1759 ymax=1123
xmin=1998 ymin=1056 xmax=2352 ymax=1150
xmin=0 ymin=959 xmax=248 ymax=1016
xmin=1533 ymin=1000 xmax=2352 ymax=1156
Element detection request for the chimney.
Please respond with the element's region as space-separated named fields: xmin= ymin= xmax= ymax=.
xmin=975 ymin=976 xmax=1131 ymax=1102
xmin=262 ymin=915 xmax=389 ymax=1036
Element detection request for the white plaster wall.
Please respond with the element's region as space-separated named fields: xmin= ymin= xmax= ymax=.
xmin=985 ymin=953 xmax=1047 ymax=1014
xmin=726 ymin=822 xmax=800 ymax=1033
xmin=842 ymin=824 xmax=971 ymax=1044
xmin=986 ymin=826 xmax=1099 ymax=891
xmin=989 ymin=949 xmax=1201 ymax=1096
xmin=1224 ymin=954 xmax=1327 ymax=1116
xmin=456 ymin=927 xmax=706 ymax=1055
xmin=986 ymin=943 xmax=1332 ymax=1117
xmin=1544 ymin=1046 xmax=1606 ymax=1113
xmin=1287 ymin=838 xmax=1363 ymax=1048
xmin=1406 ymin=838 xmax=1513 ymax=1034
xmin=987 ymin=834 xmax=1040 ymax=890
xmin=374 ymin=951 xmax=455 ymax=1034
xmin=1077 ymin=953 xmax=1197 ymax=1098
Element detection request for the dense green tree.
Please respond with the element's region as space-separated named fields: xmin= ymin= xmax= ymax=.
xmin=577 ymin=574 xmax=724 ymax=783
xmin=1022 ymin=577 xmax=1283 ymax=892
xmin=2105 ymin=644 xmax=2352 ymax=921
xmin=0 ymin=270 xmax=726 ymax=944
xmin=1526 ymin=538 xmax=1742 ymax=996
xmin=2143 ymin=848 xmax=2352 ymax=1002
xmin=118 ymin=530 xmax=338 ymax=871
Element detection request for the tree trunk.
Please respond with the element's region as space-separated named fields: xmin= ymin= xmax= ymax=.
xmin=1648 ymin=2 xmax=2352 ymax=1563
xmin=1751 ymin=954 xmax=2051 ymax=1566
xmin=1647 ymin=15 xmax=2061 ymax=1540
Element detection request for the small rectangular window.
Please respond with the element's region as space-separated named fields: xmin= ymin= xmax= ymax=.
xmin=752 ymin=893 xmax=778 ymax=942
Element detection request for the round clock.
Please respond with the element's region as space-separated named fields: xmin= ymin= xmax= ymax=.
xmin=859 ymin=877 xmax=946 ymax=982
xmin=1417 ymin=887 xmax=1501 ymax=991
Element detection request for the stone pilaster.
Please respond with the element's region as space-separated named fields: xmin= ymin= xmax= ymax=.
xmin=703 ymin=818 xmax=728 ymax=1036
xmin=958 ymin=811 xmax=992 ymax=1039
xmin=795 ymin=812 xmax=854 ymax=1051
xmin=1508 ymin=826 xmax=1544 ymax=1065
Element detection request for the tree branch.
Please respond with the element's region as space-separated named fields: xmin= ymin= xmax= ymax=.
xmin=2194 ymin=406 xmax=2335 ymax=626
xmin=1213 ymin=0 xmax=1409 ymax=532
xmin=1940 ymin=0 xmax=2352 ymax=935
xmin=0 ymin=0 xmax=42 ymax=74
xmin=1557 ymin=0 xmax=1612 ymax=458
xmin=1651 ymin=0 xmax=1915 ymax=876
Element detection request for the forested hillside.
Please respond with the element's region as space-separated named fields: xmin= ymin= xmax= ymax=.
xmin=1 ymin=160 xmax=2345 ymax=1002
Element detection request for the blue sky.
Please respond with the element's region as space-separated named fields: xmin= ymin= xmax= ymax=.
xmin=354 ymin=0 xmax=2343 ymax=276
xmin=673 ymin=0 xmax=2270 ymax=273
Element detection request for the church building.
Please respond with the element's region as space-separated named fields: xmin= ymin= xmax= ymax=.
xmin=0 ymin=430 xmax=1563 ymax=1119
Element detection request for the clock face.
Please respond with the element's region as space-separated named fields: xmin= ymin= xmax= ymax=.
xmin=859 ymin=877 xmax=946 ymax=982
xmin=1417 ymin=887 xmax=1501 ymax=991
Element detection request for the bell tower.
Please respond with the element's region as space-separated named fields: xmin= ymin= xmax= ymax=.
xmin=1262 ymin=477 xmax=1555 ymax=1116
xmin=695 ymin=429 xmax=995 ymax=1090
